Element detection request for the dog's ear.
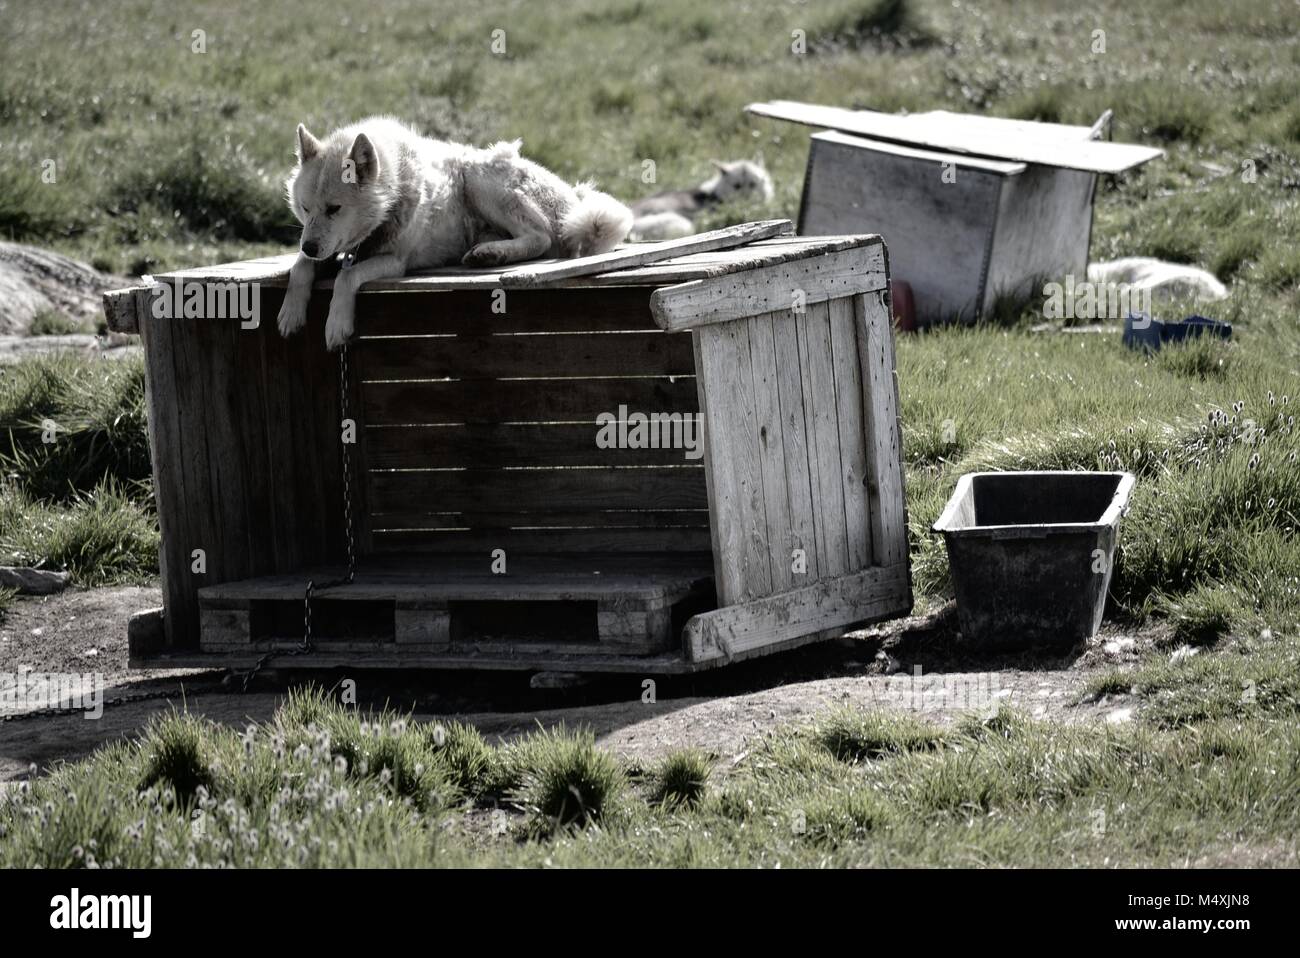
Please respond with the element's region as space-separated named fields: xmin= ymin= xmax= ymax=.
xmin=710 ymin=159 xmax=730 ymax=173
xmin=296 ymin=123 xmax=322 ymax=163
xmin=347 ymin=133 xmax=379 ymax=184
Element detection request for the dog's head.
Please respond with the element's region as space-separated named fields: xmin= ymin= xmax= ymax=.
xmin=700 ymin=159 xmax=774 ymax=203
xmin=284 ymin=123 xmax=389 ymax=261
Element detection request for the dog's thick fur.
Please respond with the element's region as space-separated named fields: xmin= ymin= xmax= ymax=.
xmin=1087 ymin=257 xmax=1228 ymax=303
xmin=629 ymin=160 xmax=774 ymax=241
xmin=279 ymin=116 xmax=633 ymax=348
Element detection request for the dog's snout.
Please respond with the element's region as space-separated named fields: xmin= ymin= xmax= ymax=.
xmin=301 ymin=239 xmax=320 ymax=258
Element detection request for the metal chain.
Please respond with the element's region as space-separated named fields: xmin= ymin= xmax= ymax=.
xmin=241 ymin=341 xmax=357 ymax=691
xmin=2 ymin=682 xmax=228 ymax=722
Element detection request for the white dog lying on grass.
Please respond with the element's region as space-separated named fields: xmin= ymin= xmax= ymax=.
xmin=278 ymin=116 xmax=633 ymax=349
xmin=1087 ymin=257 xmax=1228 ymax=303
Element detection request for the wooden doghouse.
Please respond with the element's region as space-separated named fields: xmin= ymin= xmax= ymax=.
xmin=103 ymin=221 xmax=911 ymax=674
xmin=748 ymin=101 xmax=1162 ymax=324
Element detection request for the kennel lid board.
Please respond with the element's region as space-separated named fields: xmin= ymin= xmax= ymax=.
xmin=130 ymin=223 xmax=881 ymax=293
xmin=810 ymin=129 xmax=1029 ymax=176
xmin=112 ymin=219 xmax=893 ymax=342
xmin=746 ymin=100 xmax=1164 ymax=174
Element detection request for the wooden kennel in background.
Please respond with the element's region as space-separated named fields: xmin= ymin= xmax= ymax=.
xmin=103 ymin=221 xmax=911 ymax=674
xmin=748 ymin=101 xmax=1163 ymax=325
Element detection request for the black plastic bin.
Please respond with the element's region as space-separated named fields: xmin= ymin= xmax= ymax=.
xmin=933 ymin=471 xmax=1136 ymax=648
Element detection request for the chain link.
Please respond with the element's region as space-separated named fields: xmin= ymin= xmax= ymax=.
xmin=241 ymin=340 xmax=357 ymax=691
xmin=2 ymin=683 xmax=228 ymax=722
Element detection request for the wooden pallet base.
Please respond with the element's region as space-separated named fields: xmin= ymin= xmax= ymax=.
xmin=136 ymin=561 xmax=912 ymax=674
xmin=196 ymin=553 xmax=715 ymax=658
xmin=128 ymin=623 xmax=855 ymax=674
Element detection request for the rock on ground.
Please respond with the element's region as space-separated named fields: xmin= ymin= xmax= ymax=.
xmin=0 ymin=241 xmax=130 ymax=335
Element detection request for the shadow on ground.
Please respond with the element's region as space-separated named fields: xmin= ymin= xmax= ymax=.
xmin=2 ymin=588 xmax=1141 ymax=781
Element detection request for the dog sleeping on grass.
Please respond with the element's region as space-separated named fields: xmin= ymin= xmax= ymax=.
xmin=629 ymin=159 xmax=774 ymax=241
xmin=278 ymin=116 xmax=633 ymax=349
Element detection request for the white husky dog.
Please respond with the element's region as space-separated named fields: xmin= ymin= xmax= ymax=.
xmin=629 ymin=159 xmax=774 ymax=241
xmin=1087 ymin=257 xmax=1228 ymax=303
xmin=278 ymin=116 xmax=633 ymax=349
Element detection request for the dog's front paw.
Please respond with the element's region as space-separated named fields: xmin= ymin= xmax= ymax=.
xmin=324 ymin=301 xmax=355 ymax=351
xmin=277 ymin=294 xmax=309 ymax=337
xmin=461 ymin=244 xmax=508 ymax=268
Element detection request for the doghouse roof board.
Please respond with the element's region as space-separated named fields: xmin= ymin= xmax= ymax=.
xmin=746 ymin=100 xmax=1164 ymax=174
xmin=118 ymin=220 xmax=830 ymax=297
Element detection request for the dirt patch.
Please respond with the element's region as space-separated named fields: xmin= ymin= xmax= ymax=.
xmin=1 ymin=585 xmax=189 ymax=685
xmin=0 ymin=589 xmax=1156 ymax=783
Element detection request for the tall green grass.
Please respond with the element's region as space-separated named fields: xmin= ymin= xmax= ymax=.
xmin=6 ymin=698 xmax=1296 ymax=867
xmin=0 ymin=481 xmax=158 ymax=585
xmin=0 ymin=354 xmax=156 ymax=583
xmin=0 ymin=353 xmax=151 ymax=503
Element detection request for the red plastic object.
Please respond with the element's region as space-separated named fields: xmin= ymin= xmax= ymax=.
xmin=890 ymin=279 xmax=916 ymax=332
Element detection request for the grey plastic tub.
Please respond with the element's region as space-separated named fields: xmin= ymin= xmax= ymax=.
xmin=933 ymin=471 xmax=1136 ymax=648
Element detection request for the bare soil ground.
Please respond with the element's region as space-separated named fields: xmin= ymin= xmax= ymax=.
xmin=0 ymin=585 xmax=1150 ymax=783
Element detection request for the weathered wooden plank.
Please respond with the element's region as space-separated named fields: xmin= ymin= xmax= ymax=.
xmin=139 ymin=303 xmax=191 ymax=649
xmin=498 ymin=220 xmax=794 ymax=287
xmin=683 ymin=562 xmax=910 ymax=663
xmin=693 ymin=319 xmax=771 ymax=604
xmin=797 ymin=300 xmax=850 ymax=577
xmin=199 ymin=608 xmax=249 ymax=648
xmin=202 ymin=574 xmax=705 ymax=605
xmin=366 ymin=423 xmax=703 ymax=470
xmin=257 ymin=297 xmax=302 ymax=576
xmin=394 ymin=603 xmax=451 ymax=648
xmin=370 ymin=466 xmax=708 ymax=514
xmin=745 ymin=100 xmax=1163 ymax=174
xmin=559 ymin=235 xmax=883 ymax=286
xmin=373 ymin=527 xmax=711 ymax=555
xmin=746 ymin=312 xmax=794 ymax=593
xmin=356 ymin=286 xmax=659 ymax=336
xmin=597 ymin=603 xmax=673 ymax=653
xmin=259 ymin=290 xmax=351 ymax=577
xmin=132 ymin=646 xmax=701 ymax=672
xmin=200 ymin=555 xmax=712 ymax=603
xmin=260 ymin=289 xmax=336 ymax=572
xmin=855 ymin=290 xmax=909 ymax=567
xmin=142 ymin=235 xmax=882 ymax=292
xmin=828 ymin=295 xmax=872 ymax=569
xmin=362 ymin=376 xmax=698 ymax=426
xmin=102 ymin=287 xmax=148 ymax=334
xmin=356 ymin=330 xmax=694 ymax=381
xmin=371 ymin=509 xmax=709 ymax=530
xmin=650 ymin=243 xmax=887 ymax=331
xmin=769 ymin=312 xmax=820 ymax=586
xmin=127 ymin=607 xmax=165 ymax=659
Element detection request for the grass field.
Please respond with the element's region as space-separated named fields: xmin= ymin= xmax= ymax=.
xmin=1 ymin=0 xmax=1298 ymax=866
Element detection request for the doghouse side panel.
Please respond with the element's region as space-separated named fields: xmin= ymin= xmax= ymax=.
xmin=694 ymin=297 xmax=873 ymax=605
xmin=800 ymin=130 xmax=1010 ymax=323
xmin=683 ymin=287 xmax=910 ymax=661
xmin=141 ymin=287 xmax=346 ymax=650
xmin=984 ymin=165 xmax=1096 ymax=312
xmin=354 ymin=287 xmax=710 ymax=555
